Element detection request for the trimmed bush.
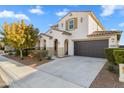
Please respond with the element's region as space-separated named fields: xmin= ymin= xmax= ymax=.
xmin=40 ymin=50 xmax=48 ymax=58
xmin=113 ymin=50 xmax=124 ymax=64
xmin=29 ymin=50 xmax=48 ymax=61
xmin=8 ymin=52 xmax=13 ymax=55
xmin=107 ymin=62 xmax=119 ymax=75
xmin=105 ymin=48 xmax=124 ymax=65
xmin=47 ymin=56 xmax=52 ymax=60
xmin=15 ymin=49 xmax=32 ymax=57
xmin=105 ymin=48 xmax=115 ymax=64
xmin=23 ymin=48 xmax=35 ymax=56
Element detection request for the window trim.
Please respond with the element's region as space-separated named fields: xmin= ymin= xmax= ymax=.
xmin=68 ymin=19 xmax=74 ymax=30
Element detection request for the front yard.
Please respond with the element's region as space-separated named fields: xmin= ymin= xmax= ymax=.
xmin=0 ymin=47 xmax=124 ymax=88
xmin=91 ymin=62 xmax=124 ymax=88
xmin=91 ymin=48 xmax=124 ymax=88
xmin=4 ymin=55 xmax=51 ymax=68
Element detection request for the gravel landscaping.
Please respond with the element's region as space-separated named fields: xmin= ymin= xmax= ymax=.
xmin=90 ymin=62 xmax=124 ymax=88
xmin=4 ymin=55 xmax=51 ymax=68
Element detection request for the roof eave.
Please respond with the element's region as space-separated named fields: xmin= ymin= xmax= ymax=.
xmin=39 ymin=33 xmax=53 ymax=39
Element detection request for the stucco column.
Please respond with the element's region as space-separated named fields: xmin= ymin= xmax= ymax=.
xmin=46 ymin=39 xmax=54 ymax=56
xmin=68 ymin=40 xmax=74 ymax=56
xmin=57 ymin=39 xmax=65 ymax=57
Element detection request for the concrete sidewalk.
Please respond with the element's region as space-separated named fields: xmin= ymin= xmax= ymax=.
xmin=0 ymin=56 xmax=80 ymax=88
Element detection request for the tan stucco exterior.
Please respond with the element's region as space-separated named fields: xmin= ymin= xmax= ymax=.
xmin=39 ymin=11 xmax=121 ymax=57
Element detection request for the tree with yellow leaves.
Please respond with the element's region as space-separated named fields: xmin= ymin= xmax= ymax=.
xmin=0 ymin=20 xmax=39 ymax=59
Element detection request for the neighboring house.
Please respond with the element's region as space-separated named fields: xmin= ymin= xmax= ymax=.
xmin=39 ymin=11 xmax=122 ymax=58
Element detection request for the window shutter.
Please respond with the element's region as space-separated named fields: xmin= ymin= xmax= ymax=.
xmin=66 ymin=20 xmax=68 ymax=30
xmin=74 ymin=18 xmax=77 ymax=29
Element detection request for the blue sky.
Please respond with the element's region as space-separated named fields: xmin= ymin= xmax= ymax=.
xmin=0 ymin=5 xmax=124 ymax=45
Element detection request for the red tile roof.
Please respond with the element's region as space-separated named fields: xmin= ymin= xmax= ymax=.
xmin=87 ymin=31 xmax=122 ymax=37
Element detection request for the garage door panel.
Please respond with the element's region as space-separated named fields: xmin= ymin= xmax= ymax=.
xmin=74 ymin=40 xmax=108 ymax=58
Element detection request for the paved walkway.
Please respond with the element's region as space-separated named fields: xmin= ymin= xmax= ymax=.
xmin=0 ymin=56 xmax=80 ymax=88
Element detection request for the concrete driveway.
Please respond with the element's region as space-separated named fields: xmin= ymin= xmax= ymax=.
xmin=0 ymin=56 xmax=106 ymax=88
xmin=37 ymin=56 xmax=106 ymax=87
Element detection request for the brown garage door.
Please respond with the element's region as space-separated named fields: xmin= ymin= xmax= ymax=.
xmin=74 ymin=40 xmax=108 ymax=58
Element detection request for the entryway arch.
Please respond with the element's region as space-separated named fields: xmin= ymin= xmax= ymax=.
xmin=54 ymin=39 xmax=58 ymax=56
xmin=64 ymin=39 xmax=69 ymax=55
xmin=43 ymin=39 xmax=46 ymax=50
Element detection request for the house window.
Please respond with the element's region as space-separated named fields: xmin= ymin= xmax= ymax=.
xmin=68 ymin=19 xmax=74 ymax=30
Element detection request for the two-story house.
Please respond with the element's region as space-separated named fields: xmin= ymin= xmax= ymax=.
xmin=38 ymin=11 xmax=122 ymax=58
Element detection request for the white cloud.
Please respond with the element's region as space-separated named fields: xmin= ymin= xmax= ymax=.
xmin=49 ymin=24 xmax=53 ymax=26
xmin=119 ymin=22 xmax=124 ymax=27
xmin=101 ymin=5 xmax=124 ymax=17
xmin=56 ymin=8 xmax=69 ymax=17
xmin=29 ymin=6 xmax=44 ymax=15
xmin=0 ymin=10 xmax=29 ymax=20
xmin=15 ymin=14 xmax=29 ymax=20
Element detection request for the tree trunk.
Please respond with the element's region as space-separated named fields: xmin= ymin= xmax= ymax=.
xmin=20 ymin=49 xmax=23 ymax=60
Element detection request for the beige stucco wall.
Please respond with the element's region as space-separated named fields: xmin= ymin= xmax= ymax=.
xmin=58 ymin=12 xmax=89 ymax=39
xmin=40 ymin=12 xmax=119 ymax=57
xmin=88 ymin=15 xmax=103 ymax=34
xmin=46 ymin=47 xmax=54 ymax=56
xmin=68 ymin=39 xmax=74 ymax=56
xmin=109 ymin=35 xmax=119 ymax=48
xmin=43 ymin=30 xmax=71 ymax=57
xmin=50 ymin=12 xmax=88 ymax=57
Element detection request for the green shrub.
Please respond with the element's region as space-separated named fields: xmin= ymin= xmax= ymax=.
xmin=8 ymin=52 xmax=13 ymax=55
xmin=22 ymin=49 xmax=28 ymax=56
xmin=47 ymin=56 xmax=52 ymax=60
xmin=34 ymin=50 xmax=42 ymax=61
xmin=113 ymin=50 xmax=124 ymax=64
xmin=15 ymin=49 xmax=30 ymax=57
xmin=105 ymin=48 xmax=124 ymax=65
xmin=107 ymin=62 xmax=119 ymax=75
xmin=105 ymin=48 xmax=115 ymax=64
xmin=29 ymin=50 xmax=48 ymax=61
xmin=40 ymin=50 xmax=48 ymax=58
xmin=23 ymin=48 xmax=35 ymax=57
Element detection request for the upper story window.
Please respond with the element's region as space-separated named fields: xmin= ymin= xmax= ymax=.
xmin=66 ymin=18 xmax=77 ymax=31
xmin=68 ymin=19 xmax=74 ymax=30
